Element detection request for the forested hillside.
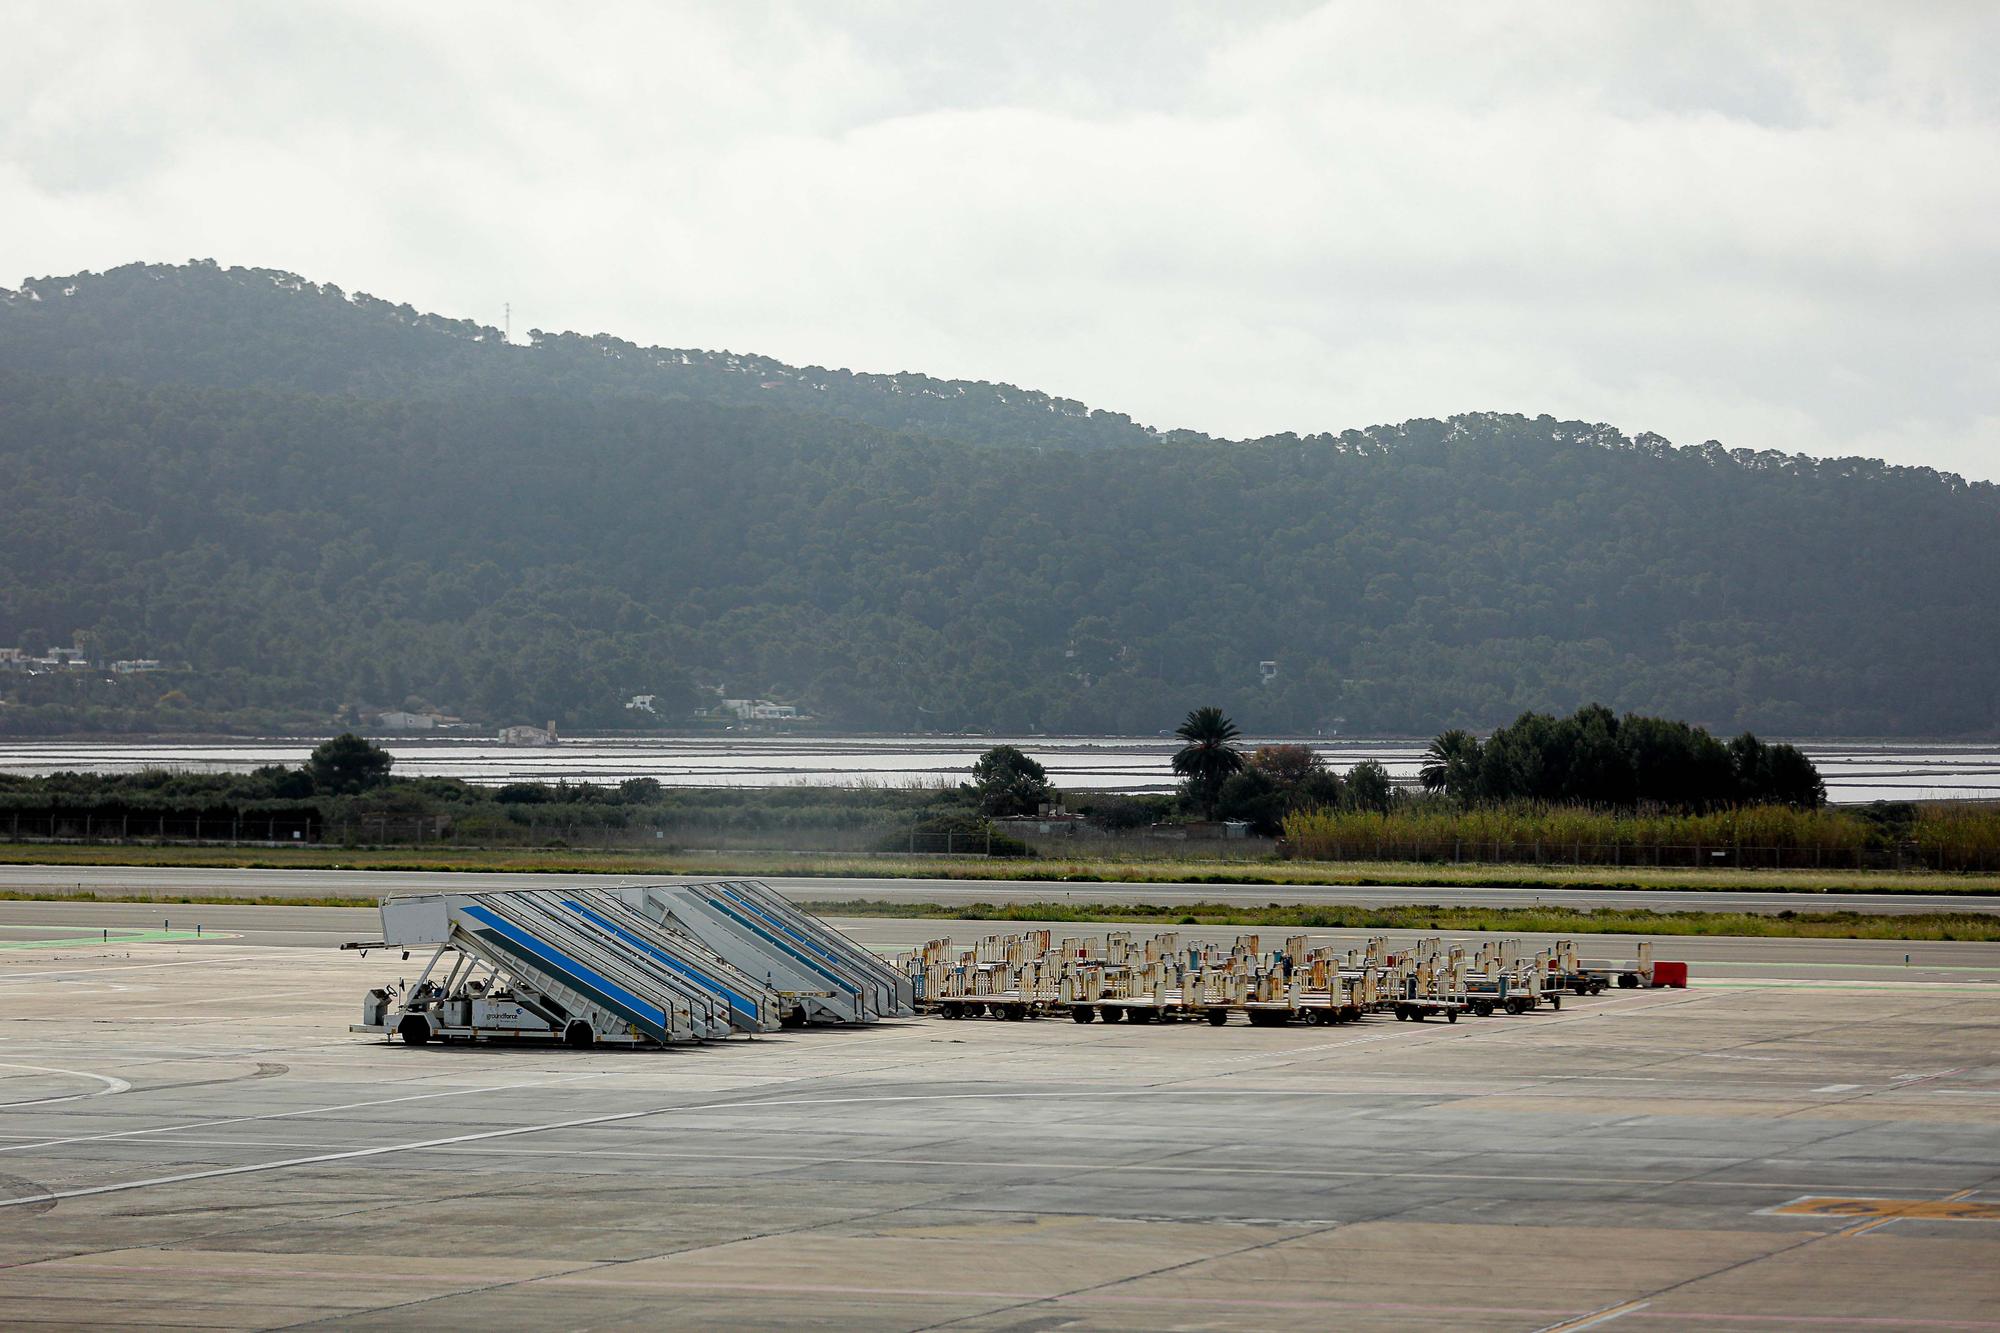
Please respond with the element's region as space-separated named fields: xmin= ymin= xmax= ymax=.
xmin=1 ymin=261 xmax=1996 ymax=737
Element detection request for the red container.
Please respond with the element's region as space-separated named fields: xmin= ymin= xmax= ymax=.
xmin=1650 ymin=961 xmax=1689 ymax=988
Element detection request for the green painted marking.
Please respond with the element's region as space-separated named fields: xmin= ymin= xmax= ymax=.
xmin=0 ymin=930 xmax=213 ymax=949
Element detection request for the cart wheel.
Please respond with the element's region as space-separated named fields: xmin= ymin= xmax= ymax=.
xmin=397 ymin=1015 xmax=431 ymax=1046
xmin=1412 ymin=1009 xmax=1426 ymax=1022
xmin=1206 ymin=1009 xmax=1229 ymax=1027
xmin=1394 ymin=1006 xmax=1408 ymax=1021
xmin=1070 ymin=1006 xmax=1095 ymax=1023
xmin=1002 ymin=1005 xmax=1026 ymax=1021
xmin=1550 ymin=994 xmax=1562 ymax=1011
xmin=1619 ymin=974 xmax=1639 ymax=989
xmin=1593 ymin=981 xmax=1607 ymax=995
xmin=1473 ymin=1000 xmax=1493 ymax=1017
xmin=1447 ymin=1009 xmax=1458 ymax=1023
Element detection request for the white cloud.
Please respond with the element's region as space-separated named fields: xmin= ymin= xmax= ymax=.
xmin=2 ymin=0 xmax=1994 ymax=478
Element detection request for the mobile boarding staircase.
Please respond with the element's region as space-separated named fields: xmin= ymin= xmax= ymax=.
xmin=349 ymin=881 xmax=914 ymax=1047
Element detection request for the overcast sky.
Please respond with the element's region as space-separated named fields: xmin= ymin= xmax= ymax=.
xmin=5 ymin=2 xmax=1996 ymax=477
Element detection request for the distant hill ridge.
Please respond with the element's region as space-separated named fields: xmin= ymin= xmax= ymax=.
xmin=0 ymin=259 xmax=1995 ymax=738
xmin=0 ymin=260 xmax=1191 ymax=453
xmin=5 ymin=260 xmax=1990 ymax=494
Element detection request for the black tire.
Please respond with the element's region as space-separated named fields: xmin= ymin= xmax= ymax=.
xmin=1394 ymin=1006 xmax=1409 ymax=1021
xmin=563 ymin=1021 xmax=595 ymax=1048
xmin=1206 ymin=1009 xmax=1229 ymax=1027
xmin=1472 ymin=1000 xmax=1493 ymax=1018
xmin=1550 ymin=994 xmax=1562 ymax=1011
xmin=1618 ymin=974 xmax=1639 ymax=989
xmin=1071 ymin=1006 xmax=1096 ymax=1023
xmin=1412 ymin=1009 xmax=1427 ymax=1022
xmin=397 ymin=1015 xmax=431 ymax=1046
xmin=1447 ymin=1009 xmax=1458 ymax=1023
xmin=782 ymin=1006 xmax=809 ymax=1029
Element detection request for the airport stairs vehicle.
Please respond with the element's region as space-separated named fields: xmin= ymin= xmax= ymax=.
xmin=350 ymin=880 xmax=914 ymax=1047
xmin=620 ymin=880 xmax=913 ymax=1024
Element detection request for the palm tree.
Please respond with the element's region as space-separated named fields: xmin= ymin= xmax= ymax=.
xmin=1419 ymin=729 xmax=1483 ymax=802
xmin=1172 ymin=706 xmax=1245 ymax=818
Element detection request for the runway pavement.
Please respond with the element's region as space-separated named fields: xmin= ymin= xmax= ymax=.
xmin=0 ymin=927 xmax=1996 ymax=1328
xmin=1 ymin=862 xmax=1996 ymax=915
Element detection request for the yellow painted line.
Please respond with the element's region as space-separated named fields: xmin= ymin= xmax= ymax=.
xmin=1762 ymin=1191 xmax=1998 ymax=1236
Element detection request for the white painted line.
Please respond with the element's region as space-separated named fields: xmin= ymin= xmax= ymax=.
xmin=1812 ymin=1084 xmax=1861 ymax=1093
xmin=0 ymin=949 xmax=308 ymax=983
xmin=62 ymin=1134 xmax=1984 ymax=1198
xmin=1533 ymin=1299 xmax=1651 ymax=1332
xmin=0 ymin=1084 xmax=1711 ymax=1210
xmin=0 ymin=1062 xmax=132 ymax=1109
xmin=0 ymin=1069 xmax=620 ymax=1156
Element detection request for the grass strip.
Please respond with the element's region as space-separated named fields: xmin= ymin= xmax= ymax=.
xmin=0 ymin=843 xmax=1996 ymax=894
xmin=799 ymin=898 xmax=2000 ymax=942
xmin=0 ymin=886 xmax=1992 ymax=940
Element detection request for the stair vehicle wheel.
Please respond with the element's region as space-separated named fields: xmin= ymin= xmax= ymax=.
xmin=1206 ymin=1009 xmax=1229 ymax=1027
xmin=782 ymin=1006 xmax=809 ymax=1029
xmin=563 ymin=1020 xmax=595 ymax=1048
xmin=397 ymin=1015 xmax=431 ymax=1046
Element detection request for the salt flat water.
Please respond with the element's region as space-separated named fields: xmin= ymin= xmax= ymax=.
xmin=0 ymin=735 xmax=1995 ymax=803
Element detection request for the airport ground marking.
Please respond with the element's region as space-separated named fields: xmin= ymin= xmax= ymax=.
xmin=1533 ymin=1298 xmax=1653 ymax=1333
xmin=0 ymin=1068 xmax=623 ymax=1157
xmin=0 ymin=1081 xmax=1814 ymax=1210
xmin=56 ymin=1131 xmax=1978 ymax=1198
xmin=0 ymin=1062 xmax=133 ymax=1110
xmin=0 ymin=929 xmax=228 ymax=950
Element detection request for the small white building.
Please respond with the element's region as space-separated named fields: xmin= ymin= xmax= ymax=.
xmin=718 ymin=697 xmax=801 ymax=721
xmin=499 ymin=722 xmax=557 ymax=746
xmin=376 ymin=710 xmax=436 ymax=731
